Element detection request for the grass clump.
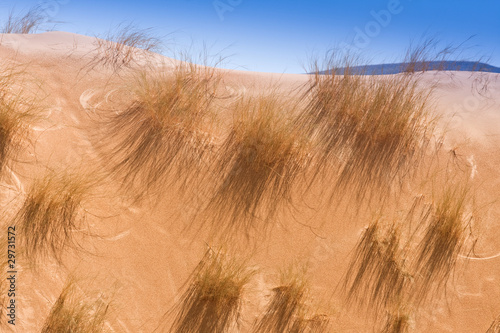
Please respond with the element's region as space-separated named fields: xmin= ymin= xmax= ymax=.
xmin=86 ymin=23 xmax=162 ymax=72
xmin=169 ymin=248 xmax=253 ymax=333
xmin=0 ymin=101 xmax=22 ymax=175
xmin=380 ymin=309 xmax=412 ymax=333
xmin=0 ymin=66 xmax=35 ymax=178
xmin=412 ymin=181 xmax=473 ymax=303
xmin=204 ymin=92 xmax=309 ymax=236
xmin=288 ymin=314 xmax=330 ymax=333
xmin=341 ymin=177 xmax=476 ymax=323
xmin=98 ymin=63 xmax=221 ymax=200
xmin=41 ymin=279 xmax=109 ymax=333
xmin=302 ymin=59 xmax=434 ymax=203
xmin=342 ymin=220 xmax=411 ymax=316
xmin=253 ymin=284 xmax=306 ymax=333
xmin=1 ymin=6 xmax=45 ymax=34
xmin=14 ymin=173 xmax=90 ymax=264
xmin=253 ymin=267 xmax=327 ymax=333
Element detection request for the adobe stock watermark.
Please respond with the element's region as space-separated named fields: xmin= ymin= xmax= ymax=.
xmin=308 ymin=237 xmax=335 ymax=273
xmin=213 ymin=0 xmax=242 ymax=21
xmin=340 ymin=0 xmax=408 ymax=54
xmin=37 ymin=0 xmax=70 ymax=25
xmin=448 ymin=84 xmax=499 ymax=118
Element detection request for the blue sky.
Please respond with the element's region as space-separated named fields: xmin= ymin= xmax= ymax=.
xmin=1 ymin=0 xmax=499 ymax=73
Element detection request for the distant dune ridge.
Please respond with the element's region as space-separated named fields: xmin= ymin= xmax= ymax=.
xmin=315 ymin=60 xmax=500 ymax=75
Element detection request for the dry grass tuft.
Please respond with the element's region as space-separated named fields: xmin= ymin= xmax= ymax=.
xmin=412 ymin=180 xmax=473 ymax=303
xmin=254 ymin=286 xmax=306 ymax=332
xmin=288 ymin=314 xmax=330 ymax=333
xmin=400 ymin=37 xmax=472 ymax=74
xmin=401 ymin=38 xmax=438 ymax=74
xmin=342 ymin=175 xmax=476 ymax=320
xmin=14 ymin=173 xmax=91 ymax=265
xmin=98 ymin=63 xmax=221 ymax=200
xmin=1 ymin=7 xmax=45 ymax=34
xmin=41 ymin=279 xmax=109 ymax=333
xmin=0 ymin=103 xmax=22 ymax=175
xmin=85 ymin=23 xmax=162 ymax=72
xmin=169 ymin=248 xmax=253 ymax=333
xmin=302 ymin=58 xmax=435 ymax=203
xmin=381 ymin=309 xmax=412 ymax=333
xmin=253 ymin=267 xmax=311 ymax=333
xmin=0 ymin=66 xmax=36 ymax=177
xmin=204 ymin=92 xmax=309 ymax=236
xmin=342 ymin=220 xmax=411 ymax=316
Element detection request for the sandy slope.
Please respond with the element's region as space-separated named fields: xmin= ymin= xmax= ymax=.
xmin=0 ymin=32 xmax=499 ymax=332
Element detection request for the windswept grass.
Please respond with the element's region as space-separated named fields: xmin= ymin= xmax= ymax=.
xmin=342 ymin=220 xmax=411 ymax=316
xmin=253 ymin=267 xmax=312 ymax=333
xmin=204 ymin=92 xmax=309 ymax=236
xmin=169 ymin=248 xmax=253 ymax=333
xmin=288 ymin=314 xmax=330 ymax=333
xmin=381 ymin=309 xmax=412 ymax=333
xmin=400 ymin=37 xmax=482 ymax=74
xmin=0 ymin=101 xmax=21 ymax=175
xmin=41 ymin=279 xmax=109 ymax=333
xmin=341 ymin=174 xmax=476 ymax=321
xmin=412 ymin=180 xmax=473 ymax=304
xmin=0 ymin=66 xmax=36 ymax=178
xmin=98 ymin=63 xmax=221 ymax=200
xmin=401 ymin=38 xmax=439 ymax=73
xmin=253 ymin=286 xmax=306 ymax=333
xmin=85 ymin=23 xmax=162 ymax=72
xmin=302 ymin=57 xmax=435 ymax=203
xmin=1 ymin=7 xmax=45 ymax=34
xmin=14 ymin=173 xmax=91 ymax=264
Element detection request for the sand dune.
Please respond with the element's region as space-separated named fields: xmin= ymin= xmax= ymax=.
xmin=0 ymin=31 xmax=499 ymax=332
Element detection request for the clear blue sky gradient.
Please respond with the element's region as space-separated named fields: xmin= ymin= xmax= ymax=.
xmin=1 ymin=0 xmax=499 ymax=73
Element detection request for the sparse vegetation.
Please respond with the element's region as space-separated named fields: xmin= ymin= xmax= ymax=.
xmin=412 ymin=180 xmax=473 ymax=304
xmin=289 ymin=314 xmax=330 ymax=333
xmin=0 ymin=66 xmax=35 ymax=178
xmin=98 ymin=62 xmax=221 ymax=200
xmin=381 ymin=309 xmax=412 ymax=333
xmin=302 ymin=56 xmax=435 ymax=203
xmin=400 ymin=37 xmax=483 ymax=74
xmin=342 ymin=220 xmax=411 ymax=316
xmin=0 ymin=23 xmax=493 ymax=331
xmin=341 ymin=172 xmax=476 ymax=325
xmin=14 ymin=173 xmax=91 ymax=264
xmin=203 ymin=92 xmax=310 ymax=236
xmin=1 ymin=7 xmax=45 ymax=34
xmin=254 ymin=285 xmax=306 ymax=333
xmin=41 ymin=279 xmax=109 ymax=333
xmin=169 ymin=248 xmax=253 ymax=333
xmin=253 ymin=267 xmax=325 ymax=333
xmin=401 ymin=38 xmax=439 ymax=73
xmin=85 ymin=23 xmax=162 ymax=72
